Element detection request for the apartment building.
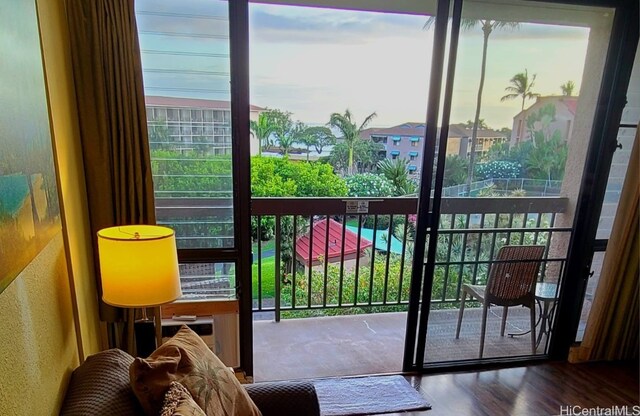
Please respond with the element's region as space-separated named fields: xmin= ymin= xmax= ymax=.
xmin=361 ymin=122 xmax=507 ymax=175
xmin=510 ymin=96 xmax=578 ymax=147
xmin=145 ymin=96 xmax=264 ymax=155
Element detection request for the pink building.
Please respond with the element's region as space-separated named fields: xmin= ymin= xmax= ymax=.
xmin=510 ymin=96 xmax=578 ymax=147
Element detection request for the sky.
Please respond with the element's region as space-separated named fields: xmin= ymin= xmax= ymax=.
xmin=135 ymin=0 xmax=606 ymax=130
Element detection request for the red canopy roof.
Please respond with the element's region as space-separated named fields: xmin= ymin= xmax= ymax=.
xmin=296 ymin=219 xmax=372 ymax=266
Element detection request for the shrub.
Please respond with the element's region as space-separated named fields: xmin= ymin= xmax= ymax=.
xmin=345 ymin=173 xmax=394 ymax=197
xmin=475 ymin=160 xmax=521 ymax=180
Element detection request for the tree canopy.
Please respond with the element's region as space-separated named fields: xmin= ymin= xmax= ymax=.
xmin=501 ymin=69 xmax=540 ymax=111
xmin=329 ymin=140 xmax=383 ymax=174
xmin=251 ymin=157 xmax=347 ymax=197
xmin=560 ymin=81 xmax=576 ymax=96
xmin=328 ymin=109 xmax=377 ymax=174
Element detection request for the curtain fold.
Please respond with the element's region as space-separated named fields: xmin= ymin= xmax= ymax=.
xmin=571 ymin=124 xmax=639 ymax=362
xmin=66 ymin=0 xmax=156 ymax=326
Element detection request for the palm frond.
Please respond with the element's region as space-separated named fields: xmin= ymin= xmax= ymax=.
xmin=503 ymin=86 xmax=521 ymax=94
xmin=460 ymin=18 xmax=481 ymax=30
xmin=500 ymin=93 xmax=519 ymax=102
xmin=358 ymin=112 xmax=377 ymax=131
xmin=491 ymin=21 xmax=520 ymax=30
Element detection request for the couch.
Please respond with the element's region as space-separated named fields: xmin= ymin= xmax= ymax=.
xmin=59 ymin=348 xmax=320 ymax=416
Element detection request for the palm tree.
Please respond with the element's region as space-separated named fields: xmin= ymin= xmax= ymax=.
xmin=249 ymin=112 xmax=275 ymax=157
xmin=377 ymin=158 xmax=415 ymax=196
xmin=425 ymin=18 xmax=519 ymax=192
xmin=561 ymin=80 xmax=576 ymax=96
xmin=500 ymin=69 xmax=539 ymax=111
xmin=276 ymin=121 xmax=304 ymax=156
xmin=328 ymin=109 xmax=377 ymax=174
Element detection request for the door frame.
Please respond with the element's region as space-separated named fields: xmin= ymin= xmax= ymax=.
xmin=228 ymin=0 xmax=254 ymax=376
xmin=402 ymin=0 xmax=639 ymax=372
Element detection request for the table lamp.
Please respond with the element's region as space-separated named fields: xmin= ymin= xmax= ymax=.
xmin=97 ymin=225 xmax=182 ymax=357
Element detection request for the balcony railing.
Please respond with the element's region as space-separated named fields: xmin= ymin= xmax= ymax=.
xmin=251 ymin=196 xmax=570 ymax=321
xmin=154 ymin=196 xmax=570 ymax=312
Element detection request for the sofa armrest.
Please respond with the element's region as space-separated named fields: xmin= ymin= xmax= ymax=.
xmin=244 ymin=381 xmax=320 ymax=416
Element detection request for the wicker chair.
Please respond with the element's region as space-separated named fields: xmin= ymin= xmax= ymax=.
xmin=456 ymin=245 xmax=546 ymax=358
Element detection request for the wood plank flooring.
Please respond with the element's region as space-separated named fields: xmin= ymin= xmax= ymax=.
xmin=397 ymin=361 xmax=639 ymax=416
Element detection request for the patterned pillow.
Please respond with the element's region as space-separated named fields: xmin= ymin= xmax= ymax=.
xmin=130 ymin=325 xmax=261 ymax=416
xmin=160 ymin=382 xmax=206 ymax=416
xmin=60 ymin=349 xmax=143 ymax=416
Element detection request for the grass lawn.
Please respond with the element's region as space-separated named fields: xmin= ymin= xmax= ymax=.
xmin=251 ymin=239 xmax=276 ymax=254
xmin=252 ymin=256 xmax=275 ymax=299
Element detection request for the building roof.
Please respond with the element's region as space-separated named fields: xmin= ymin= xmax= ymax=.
xmin=361 ymin=123 xmax=425 ymax=138
xmin=361 ymin=122 xmax=506 ymax=140
xmin=296 ymin=219 xmax=372 ymax=266
xmin=145 ymin=95 xmax=264 ymax=112
xmin=444 ymin=124 xmax=507 ymax=139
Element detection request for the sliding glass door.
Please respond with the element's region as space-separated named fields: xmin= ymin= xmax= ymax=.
xmin=404 ymin=0 xmax=638 ymax=370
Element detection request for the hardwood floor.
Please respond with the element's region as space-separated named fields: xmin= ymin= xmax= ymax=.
xmin=397 ymin=361 xmax=639 ymax=416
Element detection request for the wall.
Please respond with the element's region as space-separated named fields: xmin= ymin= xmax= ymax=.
xmin=0 ymin=0 xmax=103 ymax=412
xmin=0 ymin=235 xmax=78 ymax=415
xmin=37 ymin=0 xmax=102 ymax=357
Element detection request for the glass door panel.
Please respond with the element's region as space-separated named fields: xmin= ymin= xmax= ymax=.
xmin=420 ymin=0 xmax=615 ymax=364
xmin=248 ymin=0 xmax=437 ymax=381
xmin=136 ymin=0 xmax=235 ymax=252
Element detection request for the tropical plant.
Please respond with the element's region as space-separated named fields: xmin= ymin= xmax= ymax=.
xmin=561 ymin=80 xmax=576 ymax=96
xmin=329 ymin=140 xmax=384 ymax=174
xmin=266 ymin=110 xmax=294 ymax=155
xmin=443 ymin=155 xmax=468 ymax=187
xmin=345 ymin=173 xmax=394 ymax=197
xmin=463 ymin=119 xmax=488 ymax=129
xmin=426 ymin=18 xmax=519 ymax=193
xmin=277 ymin=120 xmax=305 ymax=156
xmin=377 ymin=158 xmax=416 ymax=196
xmin=524 ymin=134 xmax=568 ymax=181
xmin=484 ymin=142 xmax=510 ymax=162
xmin=250 ymin=110 xmax=279 ymax=156
xmin=475 ymin=160 xmax=521 ymax=180
xmin=523 ymin=104 xmax=568 ymax=181
xmin=251 ymin=156 xmax=347 ymax=198
xmin=328 ymin=109 xmax=377 ymax=174
xmin=500 ymin=69 xmax=540 ymax=111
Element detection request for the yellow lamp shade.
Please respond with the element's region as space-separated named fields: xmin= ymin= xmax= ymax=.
xmin=97 ymin=225 xmax=182 ymax=308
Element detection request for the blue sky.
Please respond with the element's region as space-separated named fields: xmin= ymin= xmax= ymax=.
xmin=136 ymin=0 xmax=598 ymax=130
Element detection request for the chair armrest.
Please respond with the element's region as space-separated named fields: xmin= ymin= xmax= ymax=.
xmin=243 ymin=381 xmax=320 ymax=416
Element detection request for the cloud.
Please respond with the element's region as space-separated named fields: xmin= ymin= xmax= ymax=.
xmin=249 ymin=5 xmax=426 ymax=44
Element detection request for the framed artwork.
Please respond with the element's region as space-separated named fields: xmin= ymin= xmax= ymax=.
xmin=0 ymin=0 xmax=61 ymax=294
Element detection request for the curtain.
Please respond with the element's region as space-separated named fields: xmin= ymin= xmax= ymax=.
xmin=571 ymin=124 xmax=639 ymax=362
xmin=66 ymin=0 xmax=156 ymax=331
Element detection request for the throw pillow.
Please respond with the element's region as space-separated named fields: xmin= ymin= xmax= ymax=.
xmin=160 ymin=381 xmax=206 ymax=416
xmin=60 ymin=349 xmax=144 ymax=416
xmin=130 ymin=325 xmax=261 ymax=416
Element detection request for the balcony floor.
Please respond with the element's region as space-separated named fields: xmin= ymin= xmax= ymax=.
xmin=253 ymin=307 xmax=547 ymax=382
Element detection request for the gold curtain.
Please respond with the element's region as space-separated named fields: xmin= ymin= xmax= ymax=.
xmin=571 ymin=124 xmax=639 ymax=362
xmin=66 ymin=0 xmax=156 ymax=330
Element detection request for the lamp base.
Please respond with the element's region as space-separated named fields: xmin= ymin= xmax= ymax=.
xmin=134 ymin=319 xmax=157 ymax=357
